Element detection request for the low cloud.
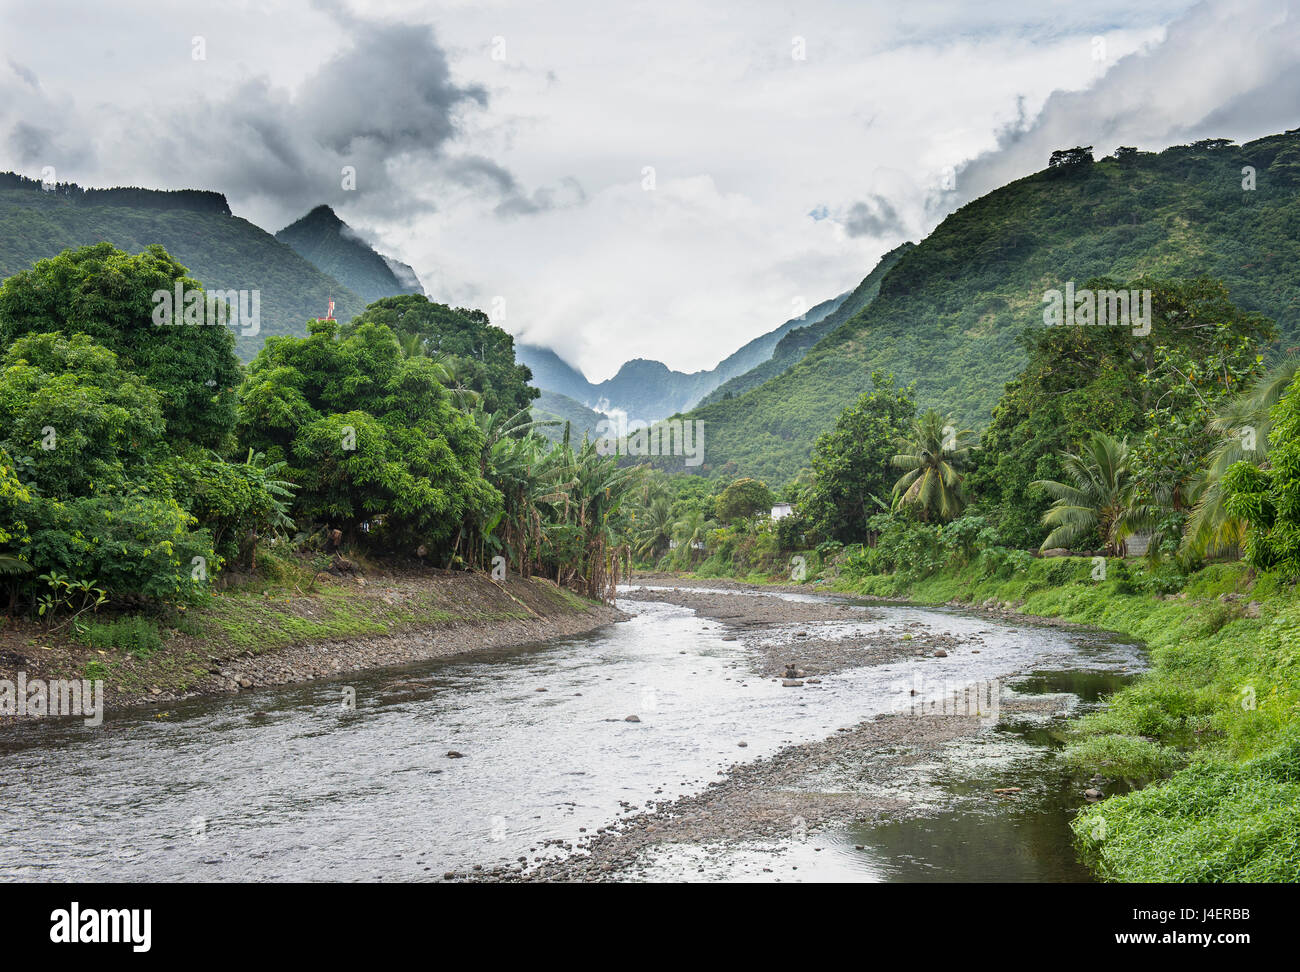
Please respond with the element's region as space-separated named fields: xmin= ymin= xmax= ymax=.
xmin=0 ymin=2 xmax=562 ymax=231
xmin=842 ymin=194 xmax=907 ymax=238
xmin=947 ymin=0 xmax=1300 ymax=207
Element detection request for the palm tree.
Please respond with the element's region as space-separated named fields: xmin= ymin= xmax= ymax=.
xmin=631 ymin=494 xmax=675 ymax=561
xmin=1032 ymin=432 xmax=1136 ymax=555
xmin=1182 ymin=358 xmax=1300 ymax=560
xmin=890 ymin=409 xmax=973 ymax=522
xmin=671 ymin=510 xmax=713 ymax=566
xmin=0 ymin=554 xmax=30 ymax=575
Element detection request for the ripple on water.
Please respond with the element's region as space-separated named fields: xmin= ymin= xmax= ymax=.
xmin=0 ymin=590 xmax=1143 ymax=881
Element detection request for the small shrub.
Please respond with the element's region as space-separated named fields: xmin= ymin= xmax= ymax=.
xmin=1063 ymin=733 xmax=1181 ymax=781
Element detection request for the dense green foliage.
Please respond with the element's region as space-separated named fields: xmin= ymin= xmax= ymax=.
xmin=0 ymin=241 xmax=644 ymax=616
xmin=801 ymin=373 xmax=913 ymax=542
xmin=347 ymin=295 xmax=537 ymax=416
xmin=714 ymin=478 xmax=774 ymax=523
xmin=684 ymin=133 xmax=1300 ymax=484
xmin=1224 ymin=372 xmax=1300 ymax=576
xmin=237 ymin=319 xmax=499 ymax=551
xmin=965 ymin=277 xmax=1272 ymax=547
xmin=0 ymin=179 xmax=367 ymax=358
xmin=0 ymin=243 xmax=244 ymax=449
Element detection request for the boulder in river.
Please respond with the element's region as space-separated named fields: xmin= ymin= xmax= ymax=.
xmin=625 ymin=715 xmax=641 ymax=723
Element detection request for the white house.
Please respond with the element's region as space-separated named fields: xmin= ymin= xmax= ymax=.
xmin=770 ymin=502 xmax=794 ymax=521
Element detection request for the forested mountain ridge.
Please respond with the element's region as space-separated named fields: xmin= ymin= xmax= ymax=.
xmin=681 ymin=130 xmax=1300 ymax=484
xmin=516 ymin=291 xmax=848 ymax=421
xmin=0 ymin=173 xmax=366 ymax=359
xmin=531 ymin=389 xmax=607 ymax=443
xmin=275 ymin=204 xmax=423 ymax=305
xmin=698 ymin=242 xmax=912 ymax=406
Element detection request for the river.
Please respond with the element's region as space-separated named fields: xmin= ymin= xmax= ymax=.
xmin=0 ymin=584 xmax=1143 ymax=882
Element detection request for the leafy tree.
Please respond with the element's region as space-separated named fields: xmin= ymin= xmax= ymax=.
xmin=672 ymin=509 xmax=714 ymax=565
xmin=0 ymin=450 xmax=32 ymax=584
xmin=968 ymin=277 xmax=1273 ymax=547
xmin=1224 ymin=373 xmax=1300 ymax=576
xmin=891 ymin=409 xmax=973 ymax=522
xmin=0 ymin=243 xmax=242 ymax=448
xmin=0 ymin=333 xmax=165 ymax=498
xmin=237 ymin=319 xmax=498 ymax=554
xmin=23 ymin=494 xmax=216 ymax=603
xmin=347 ymin=295 xmax=537 ymax=416
xmin=1048 ymin=146 xmax=1094 ymax=170
xmin=631 ymin=493 xmax=675 ymax=561
xmin=715 ymin=478 xmax=774 ymax=524
xmin=1183 ymin=358 xmax=1299 ymax=560
xmin=1032 ymin=432 xmax=1136 ymax=555
xmin=151 ymin=450 xmax=296 ymax=566
xmin=0 ymin=333 xmax=224 ymax=606
xmin=803 ymin=372 xmax=914 ymax=542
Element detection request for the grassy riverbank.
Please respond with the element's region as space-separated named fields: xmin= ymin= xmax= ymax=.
xmin=823 ymin=558 xmax=1300 ymax=882
xmin=0 ymin=568 xmax=606 ymax=710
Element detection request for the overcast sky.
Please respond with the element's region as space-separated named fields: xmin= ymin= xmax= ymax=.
xmin=2 ymin=0 xmax=1297 ymax=379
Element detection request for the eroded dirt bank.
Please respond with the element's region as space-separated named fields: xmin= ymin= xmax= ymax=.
xmin=0 ymin=571 xmax=624 ymax=717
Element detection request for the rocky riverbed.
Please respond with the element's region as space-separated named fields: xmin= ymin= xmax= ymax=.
xmin=450 ymin=580 xmax=1136 ymax=882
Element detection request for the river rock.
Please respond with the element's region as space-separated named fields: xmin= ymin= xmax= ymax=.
xmin=447 ymin=750 xmax=466 ymax=758
xmin=625 ymin=715 xmax=641 ymax=723
xmin=1084 ymin=787 xmax=1104 ymax=801
xmin=782 ymin=679 xmax=804 ymax=687
xmin=932 ymin=649 xmax=948 ymax=658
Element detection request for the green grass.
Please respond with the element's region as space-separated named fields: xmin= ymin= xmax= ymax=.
xmin=829 ymin=557 xmax=1300 ymax=882
xmin=200 ymin=584 xmax=457 ymax=653
xmin=77 ymin=616 xmax=165 ymax=658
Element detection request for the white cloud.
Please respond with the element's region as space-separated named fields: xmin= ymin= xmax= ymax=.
xmin=9 ymin=0 xmax=1294 ymax=382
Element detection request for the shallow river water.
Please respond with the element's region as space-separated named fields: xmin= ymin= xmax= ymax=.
xmin=0 ymin=587 xmax=1143 ymax=881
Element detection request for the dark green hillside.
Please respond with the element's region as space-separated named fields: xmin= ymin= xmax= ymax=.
xmin=275 ymin=204 xmax=423 ymax=305
xmin=684 ymin=131 xmax=1300 ymax=484
xmin=517 ymin=288 xmax=847 ymax=419
xmin=0 ymin=175 xmax=365 ymax=359
xmin=699 ymin=242 xmax=911 ymax=406
xmin=531 ymin=389 xmax=606 ymax=443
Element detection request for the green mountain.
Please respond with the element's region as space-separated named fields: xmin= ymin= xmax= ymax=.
xmin=531 ymin=389 xmax=607 ymax=443
xmin=515 ymin=292 xmax=847 ymax=420
xmin=275 ymin=204 xmax=423 ymax=305
xmin=682 ymin=131 xmax=1300 ymax=485
xmin=698 ymin=243 xmax=910 ymax=406
xmin=0 ymin=172 xmax=365 ymax=359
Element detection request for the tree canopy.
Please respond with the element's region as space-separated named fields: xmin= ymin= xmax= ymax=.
xmin=348 ymin=295 xmax=537 ymax=416
xmin=0 ymin=242 xmax=242 ymax=448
